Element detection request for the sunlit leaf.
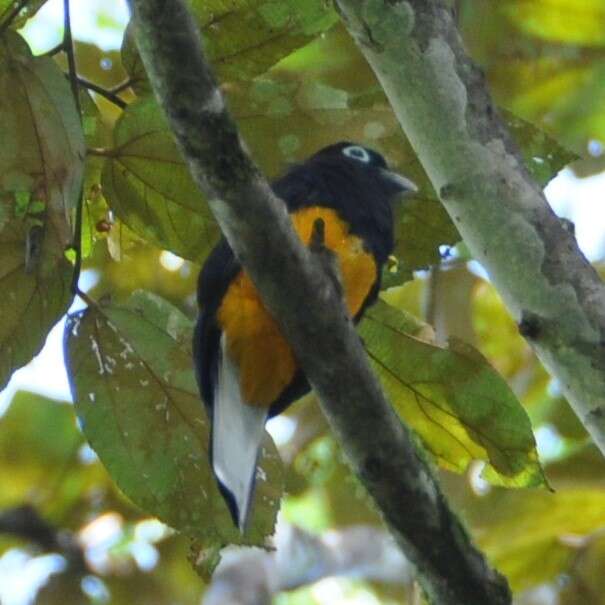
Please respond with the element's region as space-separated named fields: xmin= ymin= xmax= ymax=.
xmin=64 ymin=291 xmax=283 ymax=556
xmin=359 ymin=300 xmax=546 ymax=487
xmin=500 ymin=0 xmax=605 ymax=47
xmin=464 ymin=488 xmax=605 ymax=590
xmin=460 ymin=0 xmax=605 ymax=159
xmin=505 ymin=109 xmax=577 ymax=186
xmin=0 ymin=32 xmax=84 ymax=389
xmin=101 ymin=96 xmax=219 ymax=262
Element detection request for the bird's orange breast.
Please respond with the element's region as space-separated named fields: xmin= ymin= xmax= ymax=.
xmin=216 ymin=206 xmax=377 ymax=407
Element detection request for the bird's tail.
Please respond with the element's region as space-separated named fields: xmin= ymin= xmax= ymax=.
xmin=211 ymin=334 xmax=268 ymax=531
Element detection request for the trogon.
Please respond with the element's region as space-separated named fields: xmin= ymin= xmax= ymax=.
xmin=193 ymin=142 xmax=417 ymax=530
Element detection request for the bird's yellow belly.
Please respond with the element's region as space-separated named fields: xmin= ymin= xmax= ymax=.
xmin=216 ymin=206 xmax=377 ymax=406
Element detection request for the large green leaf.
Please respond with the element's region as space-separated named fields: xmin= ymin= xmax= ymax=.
xmin=0 ymin=32 xmax=84 ymax=390
xmin=101 ymin=96 xmax=219 ymax=262
xmin=360 ymin=300 xmax=546 ymax=487
xmin=121 ymin=0 xmax=338 ymax=89
xmin=64 ymin=291 xmax=283 ymax=556
xmin=189 ymin=0 xmax=338 ymax=80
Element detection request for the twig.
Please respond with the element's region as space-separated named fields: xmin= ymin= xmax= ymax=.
xmin=61 ymin=0 xmax=85 ymax=299
xmin=76 ymin=76 xmax=128 ymax=109
xmin=0 ymin=505 xmax=87 ymax=572
xmin=62 ymin=0 xmax=80 ymax=116
xmin=42 ymin=41 xmax=66 ymax=56
xmin=110 ymin=78 xmax=134 ymax=94
xmin=129 ymin=2 xmax=511 ymax=604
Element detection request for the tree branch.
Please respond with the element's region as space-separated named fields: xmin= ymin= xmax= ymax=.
xmin=0 ymin=505 xmax=86 ymax=572
xmin=335 ymin=0 xmax=605 ymax=454
xmin=128 ymin=1 xmax=511 ymax=603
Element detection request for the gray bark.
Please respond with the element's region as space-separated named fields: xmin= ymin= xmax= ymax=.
xmin=336 ymin=0 xmax=605 ymax=453
xmin=128 ymin=1 xmax=511 ymax=603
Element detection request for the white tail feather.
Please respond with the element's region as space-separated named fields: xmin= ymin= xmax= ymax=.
xmin=212 ymin=334 xmax=268 ymax=530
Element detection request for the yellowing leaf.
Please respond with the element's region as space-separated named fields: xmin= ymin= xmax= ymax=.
xmin=64 ymin=291 xmax=283 ymax=554
xmin=101 ymin=96 xmax=219 ymax=262
xmin=501 ymin=0 xmax=605 ymax=47
xmin=359 ymin=301 xmax=546 ymax=487
xmin=0 ymin=32 xmax=84 ymax=389
xmin=466 ymin=488 xmax=605 ymax=590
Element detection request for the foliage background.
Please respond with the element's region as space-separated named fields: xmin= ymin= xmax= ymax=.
xmin=2 ymin=0 xmax=605 ymax=603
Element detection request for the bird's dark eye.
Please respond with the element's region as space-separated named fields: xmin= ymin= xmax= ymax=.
xmin=342 ymin=145 xmax=371 ymax=163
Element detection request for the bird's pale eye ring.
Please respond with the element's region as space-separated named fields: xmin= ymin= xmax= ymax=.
xmin=342 ymin=145 xmax=371 ymax=163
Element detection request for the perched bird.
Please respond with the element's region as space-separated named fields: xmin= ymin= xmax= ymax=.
xmin=193 ymin=142 xmax=417 ymax=530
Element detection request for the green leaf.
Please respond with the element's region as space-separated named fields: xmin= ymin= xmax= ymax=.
xmin=120 ymin=22 xmax=151 ymax=97
xmin=64 ymin=291 xmax=283 ymax=556
xmin=505 ymin=109 xmax=577 ymax=186
xmin=359 ymin=300 xmax=546 ymax=487
xmin=121 ymin=1 xmax=338 ymax=90
xmin=189 ymin=0 xmax=338 ymax=80
xmin=0 ymin=31 xmax=84 ymax=390
xmin=0 ymin=390 xmax=109 ymax=524
xmin=0 ymin=0 xmax=47 ymax=30
xmin=101 ymin=96 xmax=219 ymax=262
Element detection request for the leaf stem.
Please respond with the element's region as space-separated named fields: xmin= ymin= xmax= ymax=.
xmin=110 ymin=78 xmax=134 ymax=95
xmin=76 ymin=76 xmax=128 ymax=109
xmin=41 ymin=41 xmax=66 ymax=56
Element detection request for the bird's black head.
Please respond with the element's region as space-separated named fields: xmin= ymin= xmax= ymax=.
xmin=273 ymin=142 xmax=417 ymax=265
xmin=308 ymin=141 xmax=417 ymax=200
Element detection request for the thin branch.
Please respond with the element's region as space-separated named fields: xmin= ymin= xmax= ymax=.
xmin=76 ymin=76 xmax=128 ymax=109
xmin=128 ymin=2 xmax=511 ymax=604
xmin=0 ymin=0 xmax=29 ymax=34
xmin=335 ymin=0 xmax=605 ymax=454
xmin=62 ymin=0 xmax=80 ymax=115
xmin=62 ymin=0 xmax=84 ymax=298
xmin=42 ymin=41 xmax=66 ymax=57
xmin=110 ymin=78 xmax=134 ymax=95
xmin=0 ymin=505 xmax=87 ymax=572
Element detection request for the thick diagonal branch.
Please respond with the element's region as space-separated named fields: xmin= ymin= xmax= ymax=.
xmin=335 ymin=0 xmax=605 ymax=453
xmin=128 ymin=2 xmax=511 ymax=603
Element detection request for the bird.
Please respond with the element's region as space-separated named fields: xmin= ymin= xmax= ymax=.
xmin=193 ymin=142 xmax=417 ymax=531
